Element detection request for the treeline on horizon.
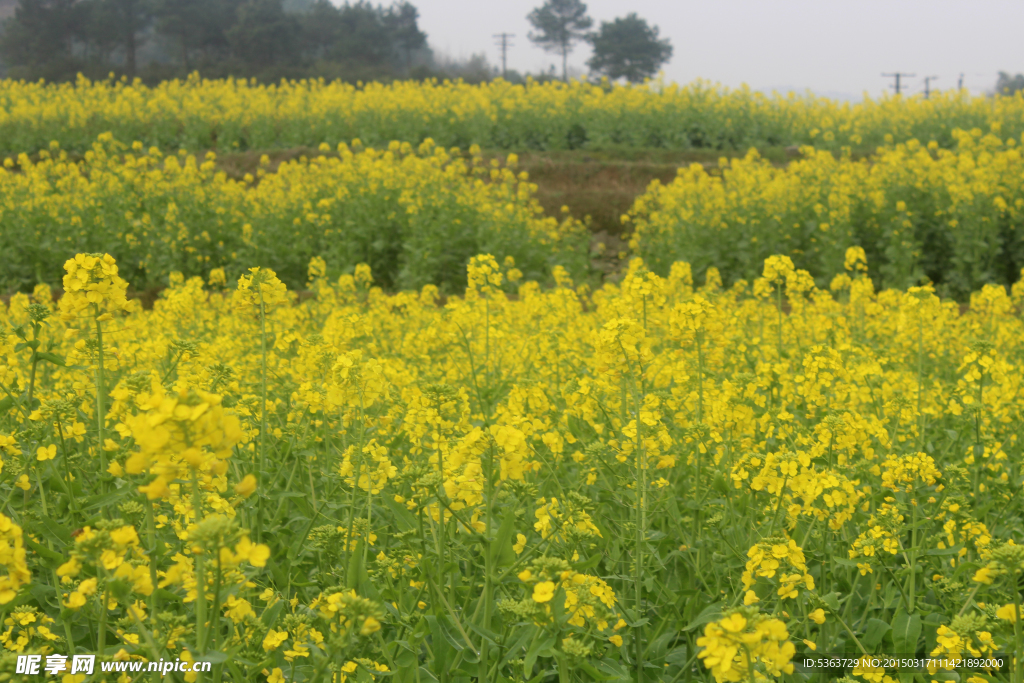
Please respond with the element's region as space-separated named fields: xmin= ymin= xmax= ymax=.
xmin=0 ymin=0 xmax=511 ymax=84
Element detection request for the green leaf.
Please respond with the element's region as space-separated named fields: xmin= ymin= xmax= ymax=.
xmin=383 ymin=495 xmax=418 ymax=532
xmin=891 ymin=608 xmax=922 ymax=653
xmin=32 ymin=516 xmax=71 ymax=547
xmin=395 ymin=644 xmax=419 ymax=669
xmin=575 ymin=662 xmax=614 ymax=681
xmin=490 ymin=508 xmax=518 ymax=567
xmin=425 ymin=616 xmax=452 ymax=671
xmin=23 ymin=536 xmax=64 ymax=564
xmin=524 ymin=631 xmax=556 ymax=676
xmin=466 ymin=620 xmax=499 ymax=647
xmin=261 ymin=599 xmax=285 ymax=628
xmin=202 ymin=650 xmax=230 ymax=664
xmin=822 ymin=592 xmax=842 ymax=612
xmin=81 ymin=488 xmax=134 ymax=511
xmin=437 ymin=618 xmax=465 ymax=652
xmin=270 ymin=491 xmax=306 ymax=500
xmin=572 ymin=553 xmax=603 ymax=571
xmin=346 ymin=540 xmax=367 ymax=589
xmin=500 ymin=627 xmax=535 ymax=665
xmin=683 ymin=602 xmax=722 ymax=632
xmin=35 ymin=351 xmax=65 ymax=366
xmin=861 ymin=618 xmax=891 ymax=650
xmin=287 ymin=514 xmax=321 ymax=561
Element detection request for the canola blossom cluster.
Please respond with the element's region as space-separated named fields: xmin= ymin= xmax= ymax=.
xmin=628 ymin=129 xmax=1024 ymax=299
xmin=0 ymin=249 xmax=1022 ymax=682
xmin=0 ymin=136 xmax=587 ymax=294
xmin=0 ymin=75 xmax=1023 ymax=155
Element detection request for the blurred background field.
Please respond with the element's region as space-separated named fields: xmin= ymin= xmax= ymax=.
xmin=0 ymin=77 xmax=1018 ymax=156
xmin=0 ymin=0 xmax=1023 ymax=302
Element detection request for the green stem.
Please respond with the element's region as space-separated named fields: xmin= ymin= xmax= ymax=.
xmin=342 ymin=398 xmax=367 ymax=588
xmin=145 ymin=501 xmax=161 ymax=617
xmin=907 ymin=502 xmax=917 ymax=613
xmin=957 ymin=583 xmax=981 ymax=617
xmin=361 ymin=486 xmax=373 ymax=582
xmin=917 ymin=313 xmax=925 ymax=449
xmin=257 ymin=289 xmax=268 ymax=543
xmin=97 ymin=589 xmax=110 ymax=657
xmin=829 ymin=609 xmax=868 ymax=656
xmin=127 ymin=602 xmax=172 ymax=679
xmin=434 ymin=398 xmax=449 ymax=604
xmin=765 ymin=473 xmax=790 ymax=539
xmin=205 ymin=551 xmax=223 ymax=653
xmin=35 ymin=465 xmax=48 ymax=517
xmin=696 ymin=332 xmax=704 ymax=424
xmin=777 ymin=285 xmax=784 ymax=358
xmin=192 ymin=474 xmax=207 ymax=654
xmin=633 ymin=370 xmax=646 ymax=683
xmin=94 ymin=313 xmax=107 ymax=480
xmin=36 ymin=464 xmax=76 ymax=652
xmin=0 ymin=381 xmax=28 ymax=419
xmin=54 ymin=420 xmax=80 ymax=524
xmin=1013 ymin=577 xmax=1022 ymax=683
xmin=694 ymin=331 xmax=704 ymax=574
xmin=26 ymin=355 xmax=38 ymax=408
xmin=484 ymin=298 xmax=490 ymax=398
xmin=556 ymin=654 xmax=572 ymax=683
xmin=480 ymin=443 xmax=496 ymax=682
xmin=55 ymin=566 xmax=77 ymax=653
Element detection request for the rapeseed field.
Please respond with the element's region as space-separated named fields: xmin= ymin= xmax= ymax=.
xmin=0 ymin=248 xmax=1021 ymax=683
xmin=628 ymin=130 xmax=1024 ymax=298
xmin=0 ymin=75 xmax=1021 ymax=154
xmin=0 ymin=137 xmax=588 ymax=294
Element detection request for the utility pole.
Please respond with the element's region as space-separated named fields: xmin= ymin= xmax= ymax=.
xmin=882 ymin=72 xmax=916 ymax=95
xmin=923 ymin=76 xmax=938 ymax=99
xmin=493 ymin=33 xmax=515 ymax=79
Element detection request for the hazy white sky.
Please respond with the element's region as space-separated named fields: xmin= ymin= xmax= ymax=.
xmin=415 ymin=0 xmax=1023 ymax=99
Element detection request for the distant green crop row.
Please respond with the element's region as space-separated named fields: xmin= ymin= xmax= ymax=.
xmin=0 ymin=136 xmax=588 ymax=294
xmin=628 ymin=129 xmax=1024 ymax=300
xmin=0 ymin=74 xmax=1020 ymax=155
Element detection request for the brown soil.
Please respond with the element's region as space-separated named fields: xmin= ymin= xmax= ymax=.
xmin=3 ymin=145 xmax=800 ymax=243
xmin=0 ymin=145 xmax=800 ymax=300
xmin=210 ymin=146 xmax=802 ymax=285
xmin=213 ymin=146 xmax=798 ymax=240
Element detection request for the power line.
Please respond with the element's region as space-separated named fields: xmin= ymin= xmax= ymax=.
xmin=493 ymin=33 xmax=515 ymax=79
xmin=923 ymin=75 xmax=939 ymax=99
xmin=882 ymin=72 xmax=916 ymax=95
